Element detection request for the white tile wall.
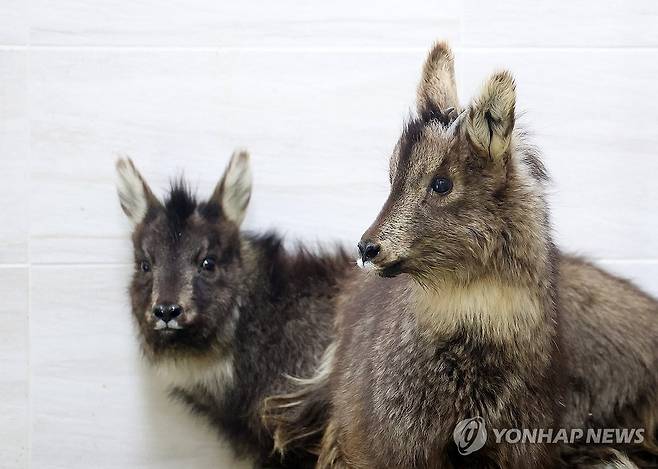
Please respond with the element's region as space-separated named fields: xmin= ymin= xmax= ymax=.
xmin=0 ymin=0 xmax=28 ymax=45
xmin=30 ymin=265 xmax=247 ymax=469
xmin=463 ymin=0 xmax=658 ymax=47
xmin=0 ymin=1 xmax=657 ymax=468
xmin=30 ymin=0 xmax=460 ymax=47
xmin=0 ymin=52 xmax=28 ymax=263
xmin=0 ymin=268 xmax=28 ymax=469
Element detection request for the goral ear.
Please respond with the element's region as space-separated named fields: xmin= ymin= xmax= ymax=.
xmin=416 ymin=40 xmax=460 ymax=117
xmin=115 ymin=158 xmax=160 ymax=226
xmin=465 ymin=70 xmax=516 ymax=162
xmin=209 ymin=149 xmax=252 ymax=227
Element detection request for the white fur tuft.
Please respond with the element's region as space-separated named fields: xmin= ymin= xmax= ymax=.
xmin=597 ymin=450 xmax=639 ymax=469
xmin=155 ymin=355 xmax=235 ymax=399
xmin=286 ymin=341 xmax=336 ymax=387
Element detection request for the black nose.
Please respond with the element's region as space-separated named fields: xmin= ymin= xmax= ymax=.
xmin=357 ymin=240 xmax=381 ymax=263
xmin=153 ymin=303 xmax=183 ymax=322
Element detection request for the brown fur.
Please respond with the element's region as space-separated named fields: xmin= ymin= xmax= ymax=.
xmin=275 ymin=41 xmax=563 ymax=469
xmin=264 ymin=41 xmax=658 ymax=468
xmin=558 ymin=256 xmax=658 ymax=466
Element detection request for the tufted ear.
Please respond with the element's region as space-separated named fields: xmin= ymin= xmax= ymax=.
xmin=465 ymin=71 xmax=516 ymax=162
xmin=416 ymin=41 xmax=459 ymax=117
xmin=116 ymin=158 xmax=160 ymax=226
xmin=209 ymin=149 xmax=252 ymax=226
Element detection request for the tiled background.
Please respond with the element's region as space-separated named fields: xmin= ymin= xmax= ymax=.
xmin=1 ymin=1 xmax=657 ymax=468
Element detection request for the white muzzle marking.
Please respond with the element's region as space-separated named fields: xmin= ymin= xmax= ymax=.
xmin=167 ymin=319 xmax=183 ymax=330
xmin=153 ymin=319 xmax=184 ymax=330
xmin=356 ymin=257 xmax=375 ymax=271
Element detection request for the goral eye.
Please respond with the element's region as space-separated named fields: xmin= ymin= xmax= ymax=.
xmin=140 ymin=260 xmax=151 ymax=273
xmin=430 ymin=177 xmax=453 ymax=195
xmin=200 ymin=257 xmax=216 ymax=272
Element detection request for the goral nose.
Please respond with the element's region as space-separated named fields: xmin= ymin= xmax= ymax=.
xmin=357 ymin=240 xmax=381 ymax=263
xmin=152 ymin=303 xmax=183 ymax=322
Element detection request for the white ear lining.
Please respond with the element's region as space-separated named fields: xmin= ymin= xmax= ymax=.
xmin=220 ymin=149 xmax=252 ymax=226
xmin=116 ymin=158 xmax=150 ymax=225
xmin=417 ymin=40 xmax=460 ymax=114
xmin=465 ymin=71 xmax=516 ymax=160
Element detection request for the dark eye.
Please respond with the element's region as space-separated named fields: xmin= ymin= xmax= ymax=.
xmin=200 ymin=257 xmax=216 ymax=272
xmin=140 ymin=260 xmax=151 ymax=273
xmin=430 ymin=177 xmax=453 ymax=195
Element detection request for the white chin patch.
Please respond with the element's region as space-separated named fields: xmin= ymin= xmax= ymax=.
xmin=356 ymin=258 xmax=375 ymax=271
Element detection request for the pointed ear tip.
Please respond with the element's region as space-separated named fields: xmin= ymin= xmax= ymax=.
xmin=429 ymin=40 xmax=453 ymax=57
xmin=490 ymin=70 xmax=516 ymax=88
xmin=427 ymin=40 xmax=454 ymax=64
xmin=115 ymin=156 xmax=137 ymax=172
xmin=477 ymin=70 xmax=516 ymax=108
xmin=231 ymin=148 xmax=251 ymax=164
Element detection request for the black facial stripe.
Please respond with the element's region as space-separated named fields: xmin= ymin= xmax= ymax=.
xmin=396 ymin=105 xmax=458 ymax=184
xmin=218 ymin=241 xmax=238 ymax=266
xmin=380 ymin=260 xmax=404 ymax=278
xmin=396 ymin=118 xmax=425 ymax=182
xmin=420 ymin=101 xmax=457 ymax=127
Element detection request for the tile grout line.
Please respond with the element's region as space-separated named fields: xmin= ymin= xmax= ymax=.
xmin=1 ymin=45 xmax=658 ymax=52
xmin=26 ymin=4 xmax=32 ymax=465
